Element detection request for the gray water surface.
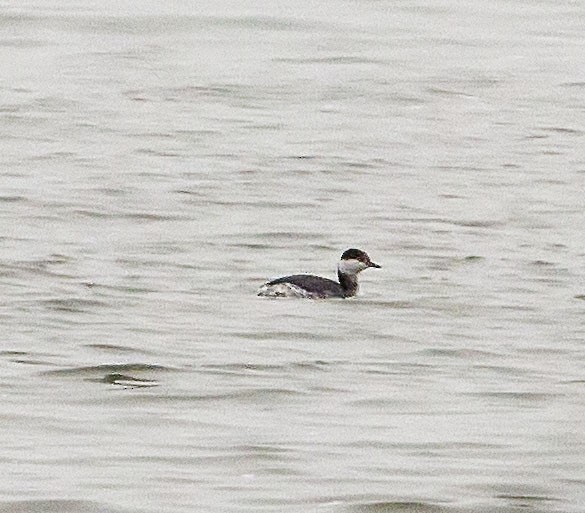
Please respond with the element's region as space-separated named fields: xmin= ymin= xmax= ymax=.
xmin=1 ymin=1 xmax=585 ymax=512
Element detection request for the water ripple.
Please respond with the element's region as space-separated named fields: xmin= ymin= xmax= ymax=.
xmin=344 ymin=501 xmax=446 ymax=513
xmin=0 ymin=500 xmax=135 ymax=513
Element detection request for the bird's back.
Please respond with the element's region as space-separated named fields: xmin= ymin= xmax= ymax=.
xmin=262 ymin=274 xmax=345 ymax=298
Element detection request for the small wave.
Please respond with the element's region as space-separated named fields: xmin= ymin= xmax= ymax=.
xmin=82 ymin=282 xmax=157 ymax=294
xmin=427 ymin=87 xmax=473 ymax=97
xmin=0 ymin=195 xmax=27 ymax=203
xmin=453 ymin=219 xmax=502 ymax=228
xmin=0 ymin=350 xmax=56 ymax=367
xmin=366 ymin=300 xmax=414 ymax=309
xmin=210 ymin=199 xmax=316 ymax=209
xmin=201 ymin=360 xmax=328 ymax=375
xmin=345 ymin=440 xmax=502 ymax=451
xmin=202 ymin=362 xmax=287 ymax=374
xmin=345 ymin=500 xmax=446 ymax=513
xmin=84 ymin=343 xmax=145 ymax=354
xmin=41 ymin=363 xmax=173 ymax=377
xmin=11 ymin=254 xmax=74 ymax=275
xmin=463 ymin=255 xmax=484 ymax=261
xmin=0 ymin=500 xmax=128 ymax=513
xmin=466 ymin=391 xmax=558 ymax=403
xmin=0 ymin=38 xmax=47 ymax=48
xmin=113 ymin=388 xmax=305 ymax=404
xmin=252 ymin=231 xmax=325 ymax=240
xmin=232 ymin=331 xmax=331 ymax=342
xmin=274 ymin=56 xmax=387 ymax=65
xmin=74 ymin=209 xmax=189 ymax=221
xmin=540 ymin=126 xmax=583 ymax=136
xmin=495 ymin=493 xmax=561 ymax=503
xmin=531 ymin=260 xmax=554 ymax=266
xmin=134 ymin=148 xmax=184 ymax=158
xmin=41 ymin=364 xmax=168 ymax=388
xmin=90 ymin=373 xmax=159 ymax=388
xmin=419 ymin=348 xmax=501 ymax=359
xmin=0 ymin=350 xmax=28 ymax=357
xmin=36 ymin=298 xmax=108 ymax=313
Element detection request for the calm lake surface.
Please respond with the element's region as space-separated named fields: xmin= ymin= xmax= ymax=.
xmin=1 ymin=1 xmax=585 ymax=512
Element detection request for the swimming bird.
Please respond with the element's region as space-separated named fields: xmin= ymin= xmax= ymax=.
xmin=257 ymin=248 xmax=380 ymax=299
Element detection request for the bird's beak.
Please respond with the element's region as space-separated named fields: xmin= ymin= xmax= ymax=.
xmin=369 ymin=262 xmax=381 ymax=269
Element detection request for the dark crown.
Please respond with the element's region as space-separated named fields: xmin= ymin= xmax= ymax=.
xmin=341 ymin=248 xmax=368 ymax=262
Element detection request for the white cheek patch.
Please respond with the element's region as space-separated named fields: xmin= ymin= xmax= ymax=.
xmin=337 ymin=258 xmax=367 ymax=275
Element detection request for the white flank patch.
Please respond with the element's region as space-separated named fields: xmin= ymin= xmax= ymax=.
xmin=257 ymin=282 xmax=315 ymax=298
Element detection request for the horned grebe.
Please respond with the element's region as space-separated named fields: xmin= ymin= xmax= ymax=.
xmin=257 ymin=248 xmax=380 ymax=299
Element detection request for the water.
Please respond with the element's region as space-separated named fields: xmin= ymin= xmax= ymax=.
xmin=1 ymin=0 xmax=585 ymax=512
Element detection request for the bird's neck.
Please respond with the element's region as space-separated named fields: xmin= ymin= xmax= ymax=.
xmin=337 ymin=270 xmax=359 ymax=297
